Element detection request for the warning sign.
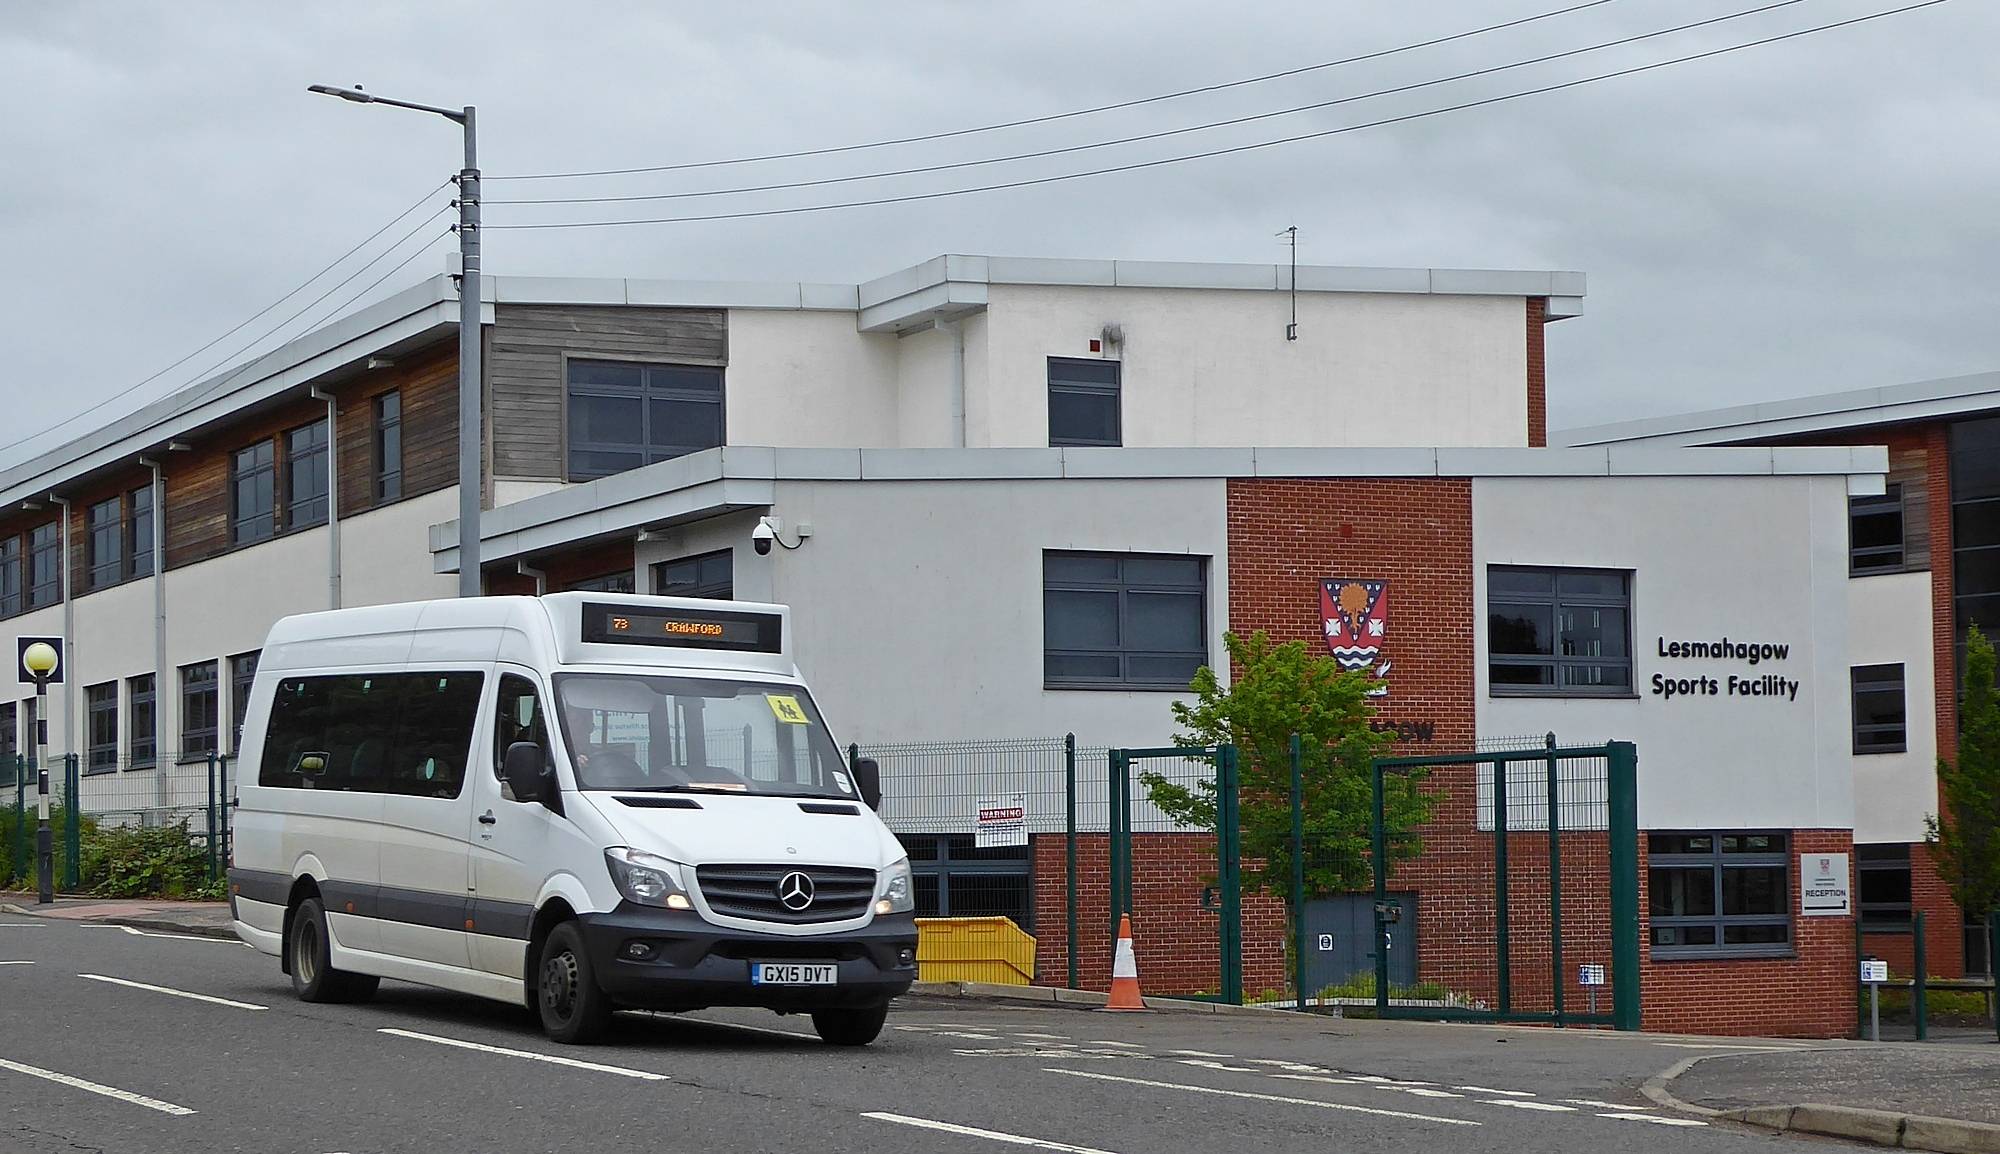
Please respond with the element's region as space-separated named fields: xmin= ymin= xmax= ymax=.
xmin=765 ymin=694 xmax=810 ymax=725
xmin=975 ymin=795 xmax=1027 ymax=848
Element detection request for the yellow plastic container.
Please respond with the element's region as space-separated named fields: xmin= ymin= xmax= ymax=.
xmin=915 ymin=916 xmax=1037 ymax=985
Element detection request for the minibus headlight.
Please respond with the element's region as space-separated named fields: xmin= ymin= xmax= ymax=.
xmin=604 ymin=847 xmax=692 ymax=911
xmin=875 ymin=859 xmax=914 ymax=915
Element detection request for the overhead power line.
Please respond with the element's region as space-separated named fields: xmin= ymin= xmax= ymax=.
xmin=486 ymin=0 xmax=1952 ymax=233
xmin=0 ymin=178 xmax=450 ymax=459
xmin=487 ymin=0 xmax=1621 ymax=181
xmin=490 ymin=0 xmax=1812 ymax=209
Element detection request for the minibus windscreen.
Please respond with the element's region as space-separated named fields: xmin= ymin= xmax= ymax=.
xmin=552 ymin=673 xmax=856 ymax=799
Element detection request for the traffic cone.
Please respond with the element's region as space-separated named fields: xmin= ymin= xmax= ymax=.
xmin=1101 ymin=914 xmax=1148 ymax=1011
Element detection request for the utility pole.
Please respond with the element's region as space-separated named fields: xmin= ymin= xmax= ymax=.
xmin=1278 ymin=226 xmax=1299 ymax=341
xmin=309 ymin=85 xmax=481 ymax=596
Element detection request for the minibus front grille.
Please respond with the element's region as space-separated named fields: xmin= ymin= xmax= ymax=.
xmin=695 ymin=864 xmax=877 ymax=924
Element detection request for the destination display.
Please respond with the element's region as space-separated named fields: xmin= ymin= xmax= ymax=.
xmin=581 ymin=602 xmax=783 ymax=653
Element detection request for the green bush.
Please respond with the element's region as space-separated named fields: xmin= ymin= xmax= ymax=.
xmin=1314 ymin=973 xmax=1454 ymax=1002
xmin=0 ymin=803 xmax=93 ymax=891
xmin=79 ymin=821 xmax=215 ymax=899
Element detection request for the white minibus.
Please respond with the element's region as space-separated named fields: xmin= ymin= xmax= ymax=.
xmin=228 ymin=593 xmax=916 ymax=1045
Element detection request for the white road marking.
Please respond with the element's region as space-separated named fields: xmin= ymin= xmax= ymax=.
xmin=1084 ymin=1040 xmax=1144 ymax=1048
xmin=1387 ymin=1087 xmax=1466 ymax=1099
xmin=0 ymin=960 xmax=33 ymax=966
xmin=1352 ymin=1074 xmax=1437 ymax=1086
xmin=378 ymin=1028 xmax=668 ymax=1080
xmin=1270 ymin=1074 xmax=1366 ymax=1087
xmin=79 ymin=974 xmax=266 ymax=1010
xmin=1455 ymin=1085 xmax=1535 ymax=1096
xmin=1176 ymin=1059 xmax=1259 ymax=1073
xmin=864 ymin=1112 xmax=1121 ymax=1153
xmin=1565 ymin=1098 xmax=1649 ymax=1110
xmin=893 ymin=1024 xmax=938 ymax=1032
xmin=1047 ymin=1069 xmax=1480 ymax=1126
xmin=1650 ymin=1042 xmax=1798 ymax=1052
xmin=655 ymin=1013 xmax=819 ymax=1042
xmin=940 ymin=1031 xmax=1003 ymax=1040
xmin=0 ymin=1056 xmax=195 ymax=1116
xmin=1483 ymin=1099 xmax=1577 ymax=1112
xmin=1013 ymin=1032 xmax=1070 ymax=1041
xmin=1598 ymin=1112 xmax=1708 ymax=1127
xmin=0 ymin=923 xmax=46 ymax=928
xmin=1163 ymin=1049 xmax=1233 ymax=1058
xmin=1246 ymin=1059 xmax=1328 ymax=1071
xmin=75 ymin=924 xmax=242 ymax=944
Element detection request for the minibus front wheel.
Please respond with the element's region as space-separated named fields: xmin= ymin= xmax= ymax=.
xmin=811 ymin=1002 xmax=889 ymax=1047
xmin=537 ymin=921 xmax=613 ymax=1044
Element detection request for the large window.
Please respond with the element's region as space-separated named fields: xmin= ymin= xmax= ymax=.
xmin=374 ymin=391 xmax=403 ymax=502
xmin=27 ymin=522 xmax=60 ymax=609
xmin=230 ymin=651 xmax=260 ymax=754
xmin=128 ymin=674 xmax=156 ymax=769
xmin=1043 ymin=552 xmax=1207 ymax=689
xmin=129 ymin=484 xmax=154 ymax=579
xmin=86 ymin=682 xmax=118 ymax=775
xmin=180 ymin=661 xmax=219 ymax=760
xmin=86 ymin=497 xmax=124 ymax=590
xmin=231 ymin=442 xmax=277 ymax=544
xmin=1648 ymin=831 xmax=1790 ymax=958
xmin=1488 ymin=567 xmax=1632 ymax=695
xmin=285 ymin=419 xmax=330 ymax=529
xmin=901 ymin=834 xmax=1034 ymax=928
xmin=1851 ymin=663 xmax=1907 ymax=754
xmin=653 ymin=549 xmax=733 ymax=599
xmin=259 ymin=672 xmax=484 ymax=797
xmin=1953 ymin=417 xmax=2000 ymax=662
xmin=1857 ymin=844 xmax=1912 ymax=933
xmin=0 ymin=537 xmax=19 ymax=617
xmin=566 ymin=359 xmax=725 ymax=481
xmin=1849 ymin=485 xmax=1905 ymax=576
xmin=1047 ymin=357 xmax=1121 ymax=447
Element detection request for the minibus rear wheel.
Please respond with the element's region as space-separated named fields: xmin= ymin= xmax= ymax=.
xmin=537 ymin=921 xmax=612 ymax=1044
xmin=811 ymin=1003 xmax=889 ymax=1047
xmin=290 ymin=896 xmax=379 ymax=1004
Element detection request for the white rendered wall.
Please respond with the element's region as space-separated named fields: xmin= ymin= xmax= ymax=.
xmin=1846 ymin=570 xmax=1938 ymax=844
xmin=725 ymin=310 xmax=900 ymax=447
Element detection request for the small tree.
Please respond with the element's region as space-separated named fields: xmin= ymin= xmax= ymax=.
xmin=1929 ymin=624 xmax=2000 ymax=921
xmin=1142 ymin=630 xmax=1439 ymax=900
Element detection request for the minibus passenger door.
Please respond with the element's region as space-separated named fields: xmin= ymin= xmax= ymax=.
xmin=469 ymin=670 xmax=564 ymax=979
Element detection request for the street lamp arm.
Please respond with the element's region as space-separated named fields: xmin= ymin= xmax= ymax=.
xmin=307 ymin=84 xmax=465 ymax=124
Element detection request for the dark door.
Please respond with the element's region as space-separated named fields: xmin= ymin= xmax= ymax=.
xmin=1303 ymin=892 xmax=1416 ymax=995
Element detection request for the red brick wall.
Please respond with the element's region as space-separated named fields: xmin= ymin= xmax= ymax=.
xmin=1640 ymin=829 xmax=1858 ymax=1037
xmin=1861 ymin=841 xmax=1961 ymax=978
xmin=1526 ymin=298 xmax=1547 ymax=448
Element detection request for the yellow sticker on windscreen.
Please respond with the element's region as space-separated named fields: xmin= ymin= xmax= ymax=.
xmin=766 ymin=694 xmax=810 ymax=725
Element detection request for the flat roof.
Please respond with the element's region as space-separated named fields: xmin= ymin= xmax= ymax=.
xmin=429 ymin=443 xmax=1885 ymax=572
xmin=3 ymin=253 xmax=1585 ymax=506
xmin=1557 ymin=370 xmax=2000 ymax=448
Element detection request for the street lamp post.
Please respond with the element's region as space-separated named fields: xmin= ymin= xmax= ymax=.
xmin=308 ymin=84 xmax=481 ymax=597
xmin=22 ymin=641 xmax=58 ymax=904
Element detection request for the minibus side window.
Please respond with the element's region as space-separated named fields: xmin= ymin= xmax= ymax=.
xmin=259 ymin=671 xmax=483 ymax=798
xmin=495 ymin=674 xmax=551 ymax=778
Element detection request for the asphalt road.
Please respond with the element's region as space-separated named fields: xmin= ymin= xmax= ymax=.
xmin=0 ymin=917 xmax=1856 ymax=1154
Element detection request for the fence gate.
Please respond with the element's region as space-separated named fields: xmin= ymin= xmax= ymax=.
xmin=1365 ymin=738 xmax=1640 ymax=1029
xmin=1107 ymin=744 xmax=1241 ymax=1003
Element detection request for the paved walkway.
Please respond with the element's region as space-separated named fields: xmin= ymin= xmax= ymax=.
xmin=1669 ymin=1044 xmax=2000 ymax=1125
xmin=0 ymin=892 xmax=232 ymax=936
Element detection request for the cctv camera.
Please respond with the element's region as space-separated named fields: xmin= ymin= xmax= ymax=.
xmin=751 ymin=518 xmax=776 ymax=556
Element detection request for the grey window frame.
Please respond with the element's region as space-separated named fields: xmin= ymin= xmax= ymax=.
xmin=230 ymin=441 xmax=277 ymax=545
xmin=86 ymin=496 xmax=124 ymax=590
xmin=652 ymin=549 xmax=733 ymax=600
xmin=1043 ymin=550 xmax=1208 ymax=690
xmin=1487 ymin=565 xmax=1634 ymax=697
xmin=128 ymin=484 xmax=154 ymax=579
xmin=564 ymin=357 xmax=726 ymax=482
xmin=1648 ymin=831 xmax=1792 ymax=959
xmin=565 ymin=572 xmax=635 ymax=594
xmin=128 ymin=673 xmax=156 ymax=769
xmin=1857 ymin=844 xmax=1913 ymax=934
xmin=27 ymin=522 xmax=60 ymax=609
xmin=1848 ymin=484 xmax=1905 ymax=576
xmin=0 ymin=536 xmax=20 ymax=618
xmin=374 ymin=390 xmax=403 ymax=502
xmin=85 ymin=681 xmax=118 ymax=775
xmin=900 ymin=833 xmax=1035 ymax=929
xmin=230 ymin=651 xmax=260 ymax=754
xmin=1047 ymin=357 xmax=1122 ymax=448
xmin=1851 ymin=663 xmax=1907 ymax=754
xmin=180 ymin=661 xmax=219 ymax=761
xmin=284 ymin=418 xmax=330 ymax=530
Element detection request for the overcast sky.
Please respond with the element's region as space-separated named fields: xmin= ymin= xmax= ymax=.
xmin=2 ymin=0 xmax=1993 ymax=468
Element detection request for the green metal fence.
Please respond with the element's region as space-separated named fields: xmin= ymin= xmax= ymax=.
xmin=0 ymin=753 xmax=236 ymax=894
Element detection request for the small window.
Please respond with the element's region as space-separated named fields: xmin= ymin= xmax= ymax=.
xmin=1488 ymin=566 xmax=1633 ymax=695
xmin=652 ymin=549 xmax=733 ymax=599
xmin=0 ymin=537 xmax=20 ymax=617
xmin=566 ymin=572 xmax=636 ymax=594
xmin=495 ymin=674 xmax=552 ymax=782
xmin=285 ymin=419 xmax=330 ymax=529
xmin=374 ymin=391 xmax=403 ymax=502
xmin=128 ymin=674 xmax=156 ymax=769
xmin=1044 ymin=551 xmax=1207 ymax=689
xmin=27 ymin=523 xmax=61 ymax=609
xmin=1849 ymin=485 xmax=1905 ymax=575
xmin=231 ymin=442 xmax=276 ymax=544
xmin=1851 ymin=664 xmax=1906 ymax=754
xmin=259 ymin=672 xmax=484 ymax=797
xmin=1048 ymin=357 xmax=1121 ymax=448
xmin=566 ymin=359 xmax=725 ymax=481
xmin=0 ymin=701 xmax=15 ymax=768
xmin=230 ymin=651 xmax=261 ymax=755
xmin=86 ymin=497 xmax=123 ymax=590
xmin=1858 ymin=844 xmax=1913 ymax=933
xmin=128 ymin=485 xmax=154 ymax=579
xmin=180 ymin=661 xmax=219 ymax=760
xmin=86 ymin=682 xmax=118 ymax=775
xmin=1648 ymin=830 xmax=1791 ymax=958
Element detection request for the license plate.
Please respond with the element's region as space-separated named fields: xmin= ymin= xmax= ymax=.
xmin=751 ymin=962 xmax=837 ymax=986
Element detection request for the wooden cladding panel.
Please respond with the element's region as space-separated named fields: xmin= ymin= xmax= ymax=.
xmin=1889 ymin=444 xmax=1930 ymax=570
xmin=489 ymin=304 xmax=727 ymax=481
xmin=332 ymin=342 xmax=458 ymax=517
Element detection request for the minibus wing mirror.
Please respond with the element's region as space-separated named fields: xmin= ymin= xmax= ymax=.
xmin=503 ymin=741 xmax=548 ymax=804
xmin=852 ymin=757 xmax=882 ymax=811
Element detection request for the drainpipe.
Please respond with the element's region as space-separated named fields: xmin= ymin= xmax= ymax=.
xmin=516 ymin=560 xmax=546 ymax=596
xmin=310 ymin=387 xmax=341 ymax=608
xmin=946 ymin=319 xmax=966 ymax=448
xmin=49 ymin=494 xmax=74 ymax=761
xmin=137 ymin=456 xmax=167 ymax=768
